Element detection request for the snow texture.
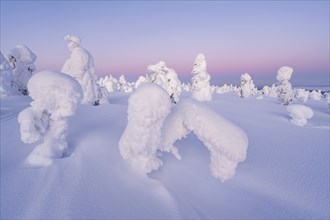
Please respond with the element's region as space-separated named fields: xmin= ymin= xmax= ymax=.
xmin=18 ymin=71 xmax=83 ymax=166
xmin=6 ymin=45 xmax=36 ymax=95
xmin=61 ymin=34 xmax=102 ymax=105
xmin=119 ymin=83 xmax=171 ymax=173
xmin=160 ymin=98 xmax=248 ymax=181
xmin=239 ymin=73 xmax=257 ymax=98
xmin=146 ymin=61 xmax=182 ymax=103
xmin=191 ymin=53 xmax=212 ymax=101
xmin=287 ymin=104 xmax=314 ymax=126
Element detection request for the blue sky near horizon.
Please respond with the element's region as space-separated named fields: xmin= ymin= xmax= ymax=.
xmin=1 ymin=1 xmax=329 ymax=86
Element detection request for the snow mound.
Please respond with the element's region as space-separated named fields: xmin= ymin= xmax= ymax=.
xmin=287 ymin=104 xmax=314 ymax=126
xmin=160 ymin=99 xmax=248 ymax=181
xmin=276 ymin=66 xmax=293 ymax=81
xmin=18 ymin=71 xmax=83 ymax=166
xmin=119 ymin=83 xmax=171 ymax=173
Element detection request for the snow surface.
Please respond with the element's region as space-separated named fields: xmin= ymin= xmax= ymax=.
xmin=1 ymin=91 xmax=329 ymax=219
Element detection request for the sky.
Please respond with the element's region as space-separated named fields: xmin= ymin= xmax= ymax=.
xmin=1 ymin=0 xmax=329 ymax=86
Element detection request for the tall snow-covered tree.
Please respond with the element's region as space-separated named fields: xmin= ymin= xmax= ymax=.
xmin=61 ymin=34 xmax=103 ymax=105
xmin=239 ymin=73 xmax=257 ymax=98
xmin=277 ymin=66 xmax=294 ymax=105
xmin=146 ymin=61 xmax=181 ymax=103
xmin=6 ymin=45 xmax=37 ymax=95
xmin=191 ymin=53 xmax=212 ymax=101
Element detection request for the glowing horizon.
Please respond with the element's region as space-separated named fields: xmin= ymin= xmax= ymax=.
xmin=1 ymin=1 xmax=329 ymax=86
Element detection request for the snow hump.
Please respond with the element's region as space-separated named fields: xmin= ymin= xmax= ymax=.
xmin=160 ymin=99 xmax=248 ymax=181
xmin=119 ymin=83 xmax=171 ymax=174
xmin=287 ymin=104 xmax=314 ymax=126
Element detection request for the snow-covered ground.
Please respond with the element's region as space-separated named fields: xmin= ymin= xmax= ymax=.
xmin=1 ymin=91 xmax=329 ymax=219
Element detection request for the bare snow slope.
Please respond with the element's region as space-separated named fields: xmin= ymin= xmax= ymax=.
xmin=1 ymin=92 xmax=329 ymax=219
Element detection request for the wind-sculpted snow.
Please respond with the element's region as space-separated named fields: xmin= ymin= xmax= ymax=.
xmin=160 ymin=99 xmax=248 ymax=181
xmin=119 ymin=83 xmax=171 ymax=173
xmin=18 ymin=71 xmax=83 ymax=166
xmin=287 ymin=104 xmax=314 ymax=126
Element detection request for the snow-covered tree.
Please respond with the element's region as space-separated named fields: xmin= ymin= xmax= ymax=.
xmin=239 ymin=73 xmax=257 ymax=98
xmin=61 ymin=34 xmax=103 ymax=105
xmin=146 ymin=61 xmax=181 ymax=103
xmin=0 ymin=52 xmax=18 ymax=97
xmin=134 ymin=75 xmax=147 ymax=89
xmin=98 ymin=75 xmax=118 ymax=92
xmin=118 ymin=75 xmax=134 ymax=93
xmin=277 ymin=66 xmax=294 ymax=105
xmin=216 ymin=84 xmax=235 ymax=94
xmin=191 ymin=53 xmax=212 ymax=101
xmin=6 ymin=45 xmax=36 ymax=95
xmin=294 ymin=88 xmax=309 ymax=102
xmin=160 ymin=99 xmax=248 ymax=181
xmin=18 ymin=71 xmax=83 ymax=166
xmin=309 ymin=90 xmax=322 ymax=100
xmin=119 ymin=83 xmax=171 ymax=173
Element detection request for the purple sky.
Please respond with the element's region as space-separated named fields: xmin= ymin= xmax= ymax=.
xmin=1 ymin=1 xmax=329 ymax=86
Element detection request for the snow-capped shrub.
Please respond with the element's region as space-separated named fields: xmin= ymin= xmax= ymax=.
xmin=61 ymin=34 xmax=103 ymax=105
xmin=118 ymin=75 xmax=134 ymax=93
xmin=18 ymin=71 xmax=83 ymax=166
xmin=239 ymin=73 xmax=257 ymax=98
xmin=294 ymin=88 xmax=309 ymax=102
xmin=191 ymin=54 xmax=212 ymax=101
xmin=216 ymin=84 xmax=234 ymax=94
xmin=6 ymin=45 xmax=36 ymax=95
xmin=160 ymin=99 xmax=248 ymax=182
xmin=98 ymin=75 xmax=118 ymax=92
xmin=309 ymin=90 xmax=322 ymax=101
xmin=0 ymin=52 xmax=18 ymax=97
xmin=277 ymin=66 xmax=294 ymax=105
xmin=119 ymin=83 xmax=171 ymax=173
xmin=287 ymin=104 xmax=313 ymax=126
xmin=146 ymin=61 xmax=181 ymax=103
